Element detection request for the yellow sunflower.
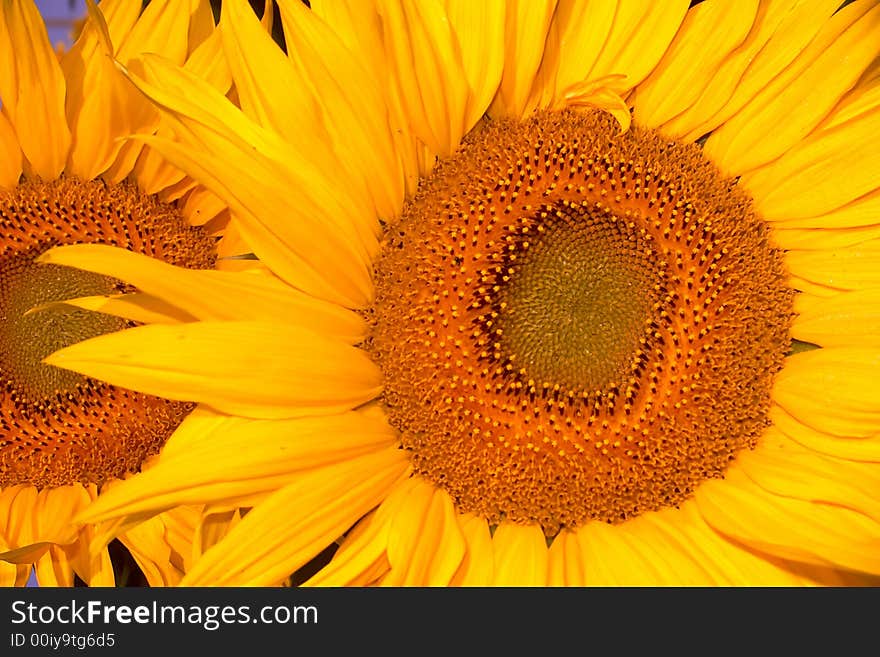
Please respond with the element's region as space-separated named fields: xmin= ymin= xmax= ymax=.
xmin=0 ymin=0 xmax=253 ymax=586
xmin=49 ymin=0 xmax=880 ymax=585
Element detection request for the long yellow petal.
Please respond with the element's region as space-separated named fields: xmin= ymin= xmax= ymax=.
xmin=306 ymin=478 xmax=419 ymax=587
xmin=739 ymin=428 xmax=880 ymax=523
xmin=181 ymin=447 xmax=410 ymax=585
xmin=579 ymin=515 xmax=718 ymax=585
xmin=488 ymin=0 xmax=557 ymax=119
xmin=449 ymin=513 xmax=494 ymax=586
xmin=0 ymin=0 xmax=71 ymax=178
xmin=793 ymin=288 xmax=880 ymax=348
xmin=546 ymin=530 xmax=586 ymax=586
xmin=773 ymin=347 xmax=880 ymax=438
xmin=61 ymin=0 xmax=138 ymax=179
xmin=39 ymin=244 xmax=367 ymax=342
xmin=0 ymin=110 xmax=21 ymax=189
xmin=376 ymin=0 xmax=469 ymax=158
xmin=704 ymin=0 xmax=880 ymax=176
xmin=695 ymin=463 xmax=880 ymax=575
xmin=662 ymin=0 xmax=841 ymax=140
xmin=633 ymin=0 xmax=760 ymax=130
xmin=532 ymin=0 xmax=617 ymax=111
xmin=634 ymin=500 xmax=811 ymax=586
xmin=784 ymin=239 xmax=880 ymax=292
xmin=588 ymin=0 xmax=690 ymax=91
xmin=44 ymin=321 xmax=383 ymax=420
xmin=118 ymin=514 xmax=184 ymax=586
xmin=741 ymin=101 xmax=880 ymax=220
xmin=383 ymin=477 xmax=466 ymax=586
xmin=274 ymin=0 xmax=404 ymax=221
xmin=771 ymin=404 xmax=880 ymax=463
xmin=78 ymin=410 xmax=400 ymax=523
xmin=676 ymin=0 xmax=841 ymax=142
xmin=125 ymin=55 xmax=375 ymax=307
xmin=491 ymin=522 xmax=548 ymax=586
xmin=444 ymin=0 xmax=505 ymax=133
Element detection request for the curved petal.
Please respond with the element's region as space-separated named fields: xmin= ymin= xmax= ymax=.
xmin=383 ymin=477 xmax=466 ymax=586
xmin=0 ymin=0 xmax=71 ymax=178
xmin=77 ymin=410 xmax=400 ymax=523
xmin=449 ymin=513 xmax=494 ymax=586
xmin=793 ymin=288 xmax=880 ymax=348
xmin=43 ymin=321 xmax=383 ymax=420
xmin=0 ymin=110 xmax=22 ymax=189
xmin=773 ymin=347 xmax=880 ymax=438
xmin=39 ymin=244 xmax=367 ymax=342
xmin=488 ymin=0 xmax=557 ymax=120
xmin=491 ymin=522 xmax=548 ymax=586
xmin=695 ymin=463 xmax=880 ymax=575
xmin=180 ymin=447 xmax=410 ymax=586
xmin=633 ymin=0 xmax=760 ymax=130
xmin=704 ymin=0 xmax=880 ymax=176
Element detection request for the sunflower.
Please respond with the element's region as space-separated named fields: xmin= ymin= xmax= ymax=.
xmin=50 ymin=0 xmax=880 ymax=585
xmin=0 ymin=0 xmax=255 ymax=586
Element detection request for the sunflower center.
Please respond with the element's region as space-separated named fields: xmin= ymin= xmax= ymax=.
xmin=0 ymin=177 xmax=216 ymax=489
xmin=492 ymin=201 xmax=663 ymax=392
xmin=368 ymin=110 xmax=793 ymax=535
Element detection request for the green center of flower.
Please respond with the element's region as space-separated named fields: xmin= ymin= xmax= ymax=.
xmin=493 ymin=201 xmax=662 ymax=392
xmin=0 ymin=255 xmax=128 ymax=402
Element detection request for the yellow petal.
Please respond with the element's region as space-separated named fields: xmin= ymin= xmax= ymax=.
xmin=488 ymin=0 xmax=557 ymax=119
xmin=376 ymin=0 xmax=469 ymax=158
xmin=383 ymin=477 xmax=466 ymax=586
xmin=662 ymin=0 xmax=842 ymax=140
xmin=695 ymin=463 xmax=880 ymax=574
xmin=44 ymin=320 xmax=383 ymax=420
xmin=771 ymin=187 xmax=880 ymax=231
xmin=546 ymin=530 xmax=586 ymax=586
xmin=741 ymin=102 xmax=880 ymax=220
xmin=773 ymin=347 xmax=880 ymax=438
xmin=0 ymin=0 xmax=71 ymax=178
xmin=61 ymin=0 xmax=137 ymax=179
xmin=704 ymin=1 xmax=880 ymax=176
xmin=34 ymin=546 xmax=75 ymax=587
xmin=275 ymin=0 xmax=404 ymax=221
xmin=738 ymin=428 xmax=880 ymax=523
xmin=449 ymin=513 xmax=494 ymax=586
xmin=771 ymin=404 xmax=880 ymax=463
xmin=0 ymin=561 xmax=31 ymax=587
xmin=124 ymin=53 xmax=375 ymax=306
xmin=444 ymin=0 xmax=505 ymax=132
xmin=115 ymin=0 xmax=191 ymax=65
xmin=633 ymin=0 xmax=760 ymax=130
xmin=0 ymin=485 xmax=90 ymax=561
xmin=181 ymin=447 xmax=410 ymax=586
xmin=772 ymin=225 xmax=880 ymax=251
xmin=784 ymin=239 xmax=880 ymax=292
xmin=676 ymin=0 xmax=841 ymax=143
xmin=793 ymin=288 xmax=880 ymax=348
xmin=491 ymin=522 xmax=548 ymax=586
xmin=119 ymin=514 xmax=184 ymax=586
xmin=635 ymin=500 xmax=810 ymax=586
xmin=306 ymin=479 xmax=419 ymax=587
xmin=78 ymin=410 xmax=400 ymax=523
xmin=131 ymin=141 xmax=187 ymax=196
xmin=39 ymin=244 xmax=367 ymax=342
xmin=29 ymin=292 xmax=196 ymax=325
xmin=579 ymin=515 xmax=718 ymax=586
xmin=0 ymin=110 xmax=21 ymax=189
xmin=532 ymin=0 xmax=617 ymax=112
xmin=588 ymin=0 xmax=690 ymax=91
